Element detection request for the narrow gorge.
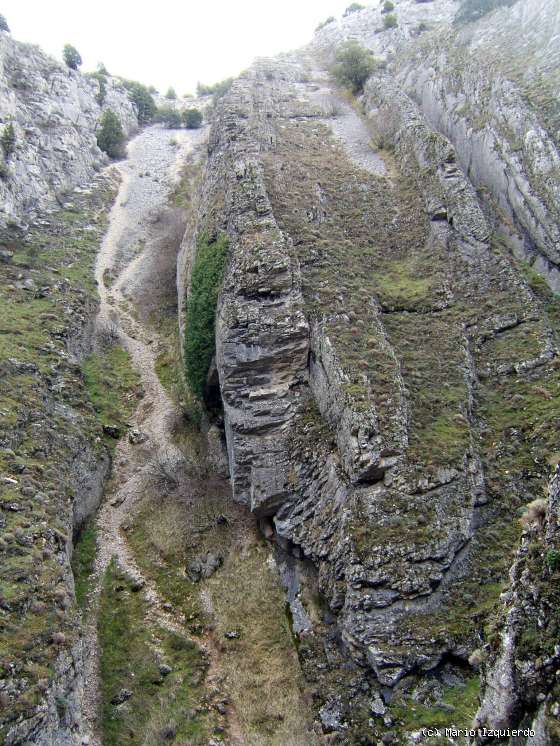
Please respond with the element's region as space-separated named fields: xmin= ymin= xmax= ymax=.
xmin=1 ymin=1 xmax=560 ymax=745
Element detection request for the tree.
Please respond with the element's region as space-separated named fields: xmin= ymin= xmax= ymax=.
xmin=343 ymin=3 xmax=365 ymax=16
xmin=156 ymin=106 xmax=182 ymax=128
xmin=122 ymin=80 xmax=157 ymax=125
xmin=97 ymin=110 xmax=125 ymax=158
xmin=182 ymin=108 xmax=203 ymax=129
xmin=331 ymin=41 xmax=376 ymax=94
xmin=1 ymin=123 xmax=15 ymax=158
xmin=63 ymin=44 xmax=82 ymax=70
xmin=165 ymin=86 xmax=177 ymax=100
xmin=0 ymin=14 xmax=10 ymax=32
xmin=382 ymin=0 xmax=395 ymax=13
xmin=196 ymin=78 xmax=233 ymax=100
xmin=316 ymin=16 xmax=335 ymax=32
xmin=383 ymin=13 xmax=398 ymax=28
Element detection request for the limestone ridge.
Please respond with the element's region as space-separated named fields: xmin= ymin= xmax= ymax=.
xmin=184 ymin=70 xmax=310 ymax=515
xmin=0 ymin=31 xmax=137 ymax=231
xmin=187 ymin=0 xmax=560 ymax=736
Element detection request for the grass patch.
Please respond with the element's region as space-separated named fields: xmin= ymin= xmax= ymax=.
xmin=184 ymin=233 xmax=228 ymax=399
xmin=391 ymin=676 xmax=480 ymax=732
xmin=71 ymin=519 xmax=97 ymax=608
xmin=208 ymin=545 xmax=319 ymax=745
xmin=81 ymin=344 xmax=141 ymax=439
xmin=98 ymin=559 xmax=211 ymax=746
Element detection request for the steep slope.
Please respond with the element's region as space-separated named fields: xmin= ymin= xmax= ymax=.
xmin=0 ymin=29 xmax=137 ymax=232
xmin=312 ymin=0 xmax=560 ymax=290
xmin=181 ymin=3 xmax=560 ymax=739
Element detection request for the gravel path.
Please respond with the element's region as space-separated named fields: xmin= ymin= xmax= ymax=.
xmin=81 ymin=124 xmax=243 ymax=746
xmin=306 ymin=76 xmax=387 ymax=177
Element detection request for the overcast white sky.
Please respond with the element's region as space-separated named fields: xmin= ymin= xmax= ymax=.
xmin=2 ymin=0 xmax=352 ymax=93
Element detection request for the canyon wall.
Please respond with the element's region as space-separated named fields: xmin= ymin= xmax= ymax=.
xmin=0 ymin=29 xmax=137 ymax=232
xmin=181 ymin=0 xmax=560 ymax=739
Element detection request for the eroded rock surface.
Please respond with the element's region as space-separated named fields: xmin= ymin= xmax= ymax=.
xmin=0 ymin=30 xmax=137 ymax=231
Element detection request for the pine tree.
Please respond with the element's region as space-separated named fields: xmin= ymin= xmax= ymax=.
xmin=97 ymin=110 xmax=125 ymax=158
xmin=63 ymin=44 xmax=82 ymax=70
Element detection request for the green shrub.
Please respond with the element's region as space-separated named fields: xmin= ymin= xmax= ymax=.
xmin=184 ymin=234 xmax=229 ymax=399
xmin=383 ymin=12 xmax=398 ymax=28
xmin=0 ymin=14 xmax=10 ymax=32
xmin=121 ymin=80 xmax=157 ymax=124
xmin=316 ymin=16 xmax=335 ymax=31
xmin=97 ymin=110 xmax=125 ymax=158
xmin=331 ymin=41 xmax=376 ymax=94
xmin=1 ymin=123 xmax=16 ymax=158
xmin=182 ymin=108 xmax=203 ymax=129
xmin=546 ymin=549 xmax=560 ymax=572
xmin=196 ymin=78 xmax=233 ymax=100
xmin=382 ymin=0 xmax=395 ymax=12
xmin=63 ymin=44 xmax=82 ymax=70
xmin=165 ymin=86 xmax=177 ymax=100
xmin=89 ymin=71 xmax=107 ymax=105
xmin=455 ymin=0 xmax=517 ymax=24
xmin=344 ymin=2 xmax=365 ymax=16
xmin=156 ymin=106 xmax=182 ymax=128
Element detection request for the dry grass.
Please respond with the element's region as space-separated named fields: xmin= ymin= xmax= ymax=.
xmin=207 ymin=545 xmax=320 ymax=746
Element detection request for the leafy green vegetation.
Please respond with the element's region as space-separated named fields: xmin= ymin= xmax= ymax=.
xmin=81 ymin=344 xmax=141 ymax=440
xmin=97 ymin=109 xmax=125 ymax=158
xmin=62 ymin=43 xmax=82 ymax=70
xmin=331 ymin=40 xmax=376 ymax=94
xmin=182 ymin=107 xmax=203 ymax=129
xmin=196 ymin=77 xmax=233 ymax=99
xmin=71 ymin=519 xmax=97 ymax=608
xmin=184 ymin=234 xmax=229 ymax=399
xmin=383 ymin=12 xmax=398 ymax=29
xmin=343 ymin=2 xmax=365 ymax=16
xmin=391 ymin=676 xmax=481 ymax=732
xmin=382 ymin=0 xmax=395 ymax=12
xmin=315 ymin=16 xmax=335 ymax=32
xmin=165 ymin=86 xmax=177 ymax=99
xmin=89 ymin=69 xmax=108 ymax=105
xmin=1 ymin=122 xmax=15 ymax=158
xmin=155 ymin=106 xmax=182 ymax=129
xmin=98 ymin=559 xmax=211 ymax=746
xmin=121 ymin=79 xmax=157 ymax=124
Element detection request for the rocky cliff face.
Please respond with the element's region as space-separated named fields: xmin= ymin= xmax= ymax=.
xmin=182 ymin=0 xmax=560 ymax=740
xmin=0 ymin=29 xmax=137 ymax=232
xmin=474 ymin=470 xmax=560 ymax=745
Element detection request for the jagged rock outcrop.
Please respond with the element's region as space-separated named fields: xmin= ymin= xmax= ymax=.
xmin=0 ymin=29 xmax=137 ymax=231
xmin=474 ymin=470 xmax=560 ymax=744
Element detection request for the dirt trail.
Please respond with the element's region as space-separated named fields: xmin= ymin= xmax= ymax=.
xmin=82 ymin=125 xmax=244 ymax=746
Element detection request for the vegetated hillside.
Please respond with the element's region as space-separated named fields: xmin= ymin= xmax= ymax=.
xmin=180 ymin=0 xmax=560 ymax=742
xmin=0 ymin=29 xmax=138 ymax=232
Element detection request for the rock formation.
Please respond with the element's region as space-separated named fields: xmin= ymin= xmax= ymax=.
xmin=180 ymin=0 xmax=560 ymax=740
